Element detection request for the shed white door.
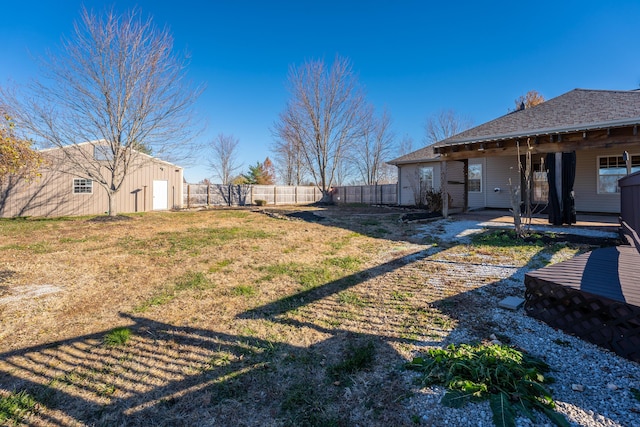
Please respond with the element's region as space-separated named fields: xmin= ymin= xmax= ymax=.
xmin=153 ymin=180 xmax=168 ymax=210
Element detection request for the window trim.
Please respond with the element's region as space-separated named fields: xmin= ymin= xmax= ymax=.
xmin=419 ymin=166 xmax=434 ymax=191
xmin=73 ymin=178 xmax=93 ymax=194
xmin=596 ymin=154 xmax=640 ymax=195
xmin=468 ymin=163 xmax=482 ymax=193
xmin=532 ymin=170 xmax=549 ymax=203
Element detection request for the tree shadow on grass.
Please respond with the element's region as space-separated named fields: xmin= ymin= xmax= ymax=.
xmin=0 ymin=315 xmax=407 ymax=426
xmin=0 ymin=248 xmax=443 ymax=426
xmin=0 ymin=230 xmax=593 ymax=426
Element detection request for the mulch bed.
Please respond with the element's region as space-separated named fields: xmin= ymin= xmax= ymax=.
xmin=400 ymin=211 xmax=442 ymax=222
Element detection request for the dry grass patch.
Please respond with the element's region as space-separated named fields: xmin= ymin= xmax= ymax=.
xmin=0 ymin=208 xmax=603 ymax=426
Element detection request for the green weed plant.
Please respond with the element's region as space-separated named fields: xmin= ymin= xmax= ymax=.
xmin=407 ymin=343 xmax=568 ymax=427
xmin=0 ymin=390 xmax=38 ymax=424
xmin=104 ymin=327 xmax=131 ymax=347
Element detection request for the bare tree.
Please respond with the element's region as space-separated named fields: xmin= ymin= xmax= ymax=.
xmin=353 ymin=108 xmax=395 ymax=185
xmin=274 ymin=55 xmax=368 ymax=202
xmin=424 ymin=109 xmax=473 ymax=145
xmin=1 ymin=7 xmax=201 ymax=215
xmin=271 ymin=126 xmax=307 ymax=185
xmin=209 ymin=133 xmax=242 ymax=184
xmin=397 ymin=134 xmax=414 ymax=157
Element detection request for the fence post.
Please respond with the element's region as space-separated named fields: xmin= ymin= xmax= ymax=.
xmin=206 ymin=184 xmax=210 ymax=206
xmin=295 ymin=186 xmax=298 ymax=204
xmin=250 ymin=185 xmax=253 ymax=205
xmin=187 ymin=184 xmax=191 ymax=209
xmin=228 ymin=185 xmax=232 ymax=207
xmin=273 ymin=186 xmax=277 ymax=205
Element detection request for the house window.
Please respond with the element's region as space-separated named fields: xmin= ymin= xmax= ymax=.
xmin=73 ymin=178 xmax=93 ymax=194
xmin=468 ymin=164 xmax=482 ymax=192
xmin=597 ymin=155 xmax=640 ymax=194
xmin=419 ymin=166 xmax=434 ymax=190
xmin=533 ymin=171 xmax=548 ymax=203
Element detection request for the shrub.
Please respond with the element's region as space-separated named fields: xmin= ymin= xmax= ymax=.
xmin=254 ymin=199 xmax=267 ymax=206
xmin=424 ymin=190 xmax=442 ymax=212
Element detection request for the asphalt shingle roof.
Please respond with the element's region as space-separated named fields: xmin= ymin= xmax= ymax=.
xmin=435 ymin=88 xmax=640 ymax=147
xmin=389 ymin=89 xmax=640 ymax=164
xmin=388 ymin=144 xmax=438 ymax=165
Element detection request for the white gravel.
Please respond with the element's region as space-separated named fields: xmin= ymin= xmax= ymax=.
xmin=415 ymin=218 xmax=619 ymax=244
xmin=405 ymin=218 xmax=639 ymax=427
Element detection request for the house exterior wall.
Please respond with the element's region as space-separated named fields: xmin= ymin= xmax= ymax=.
xmin=397 ymin=162 xmax=441 ymax=205
xmin=484 ymin=156 xmax=521 ymax=208
xmin=573 ymin=147 xmax=626 ymax=214
xmin=0 ymin=144 xmax=183 ymax=218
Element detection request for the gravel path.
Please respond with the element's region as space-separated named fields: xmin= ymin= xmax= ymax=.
xmin=405 ymin=218 xmax=640 ymax=427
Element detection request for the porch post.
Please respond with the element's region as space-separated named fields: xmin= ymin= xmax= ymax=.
xmin=441 ymin=161 xmax=449 ymax=218
xmin=462 ymin=159 xmax=469 ymax=213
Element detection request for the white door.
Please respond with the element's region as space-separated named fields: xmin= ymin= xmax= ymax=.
xmin=153 ymin=180 xmax=168 ymax=210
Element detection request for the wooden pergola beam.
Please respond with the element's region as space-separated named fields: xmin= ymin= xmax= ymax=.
xmin=435 ymin=125 xmax=640 ymax=161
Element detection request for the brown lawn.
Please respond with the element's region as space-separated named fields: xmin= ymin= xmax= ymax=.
xmin=0 ymin=206 xmax=587 ymax=426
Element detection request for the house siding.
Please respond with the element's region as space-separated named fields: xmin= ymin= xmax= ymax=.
xmin=573 ymin=147 xmax=625 ymax=214
xmin=0 ymin=144 xmax=183 ymax=218
xmin=484 ymin=156 xmax=521 ymax=209
xmin=397 ymin=162 xmax=441 ymax=205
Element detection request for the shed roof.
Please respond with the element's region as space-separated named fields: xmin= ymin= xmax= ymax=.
xmin=435 ymin=89 xmax=640 ymax=147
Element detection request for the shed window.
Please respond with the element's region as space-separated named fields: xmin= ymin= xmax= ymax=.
xmin=468 ymin=164 xmax=482 ymax=192
xmin=598 ymin=155 xmax=640 ymax=194
xmin=73 ymin=179 xmax=93 ymax=194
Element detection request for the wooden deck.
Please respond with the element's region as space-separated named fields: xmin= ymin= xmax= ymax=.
xmin=525 ymin=245 xmax=640 ymax=362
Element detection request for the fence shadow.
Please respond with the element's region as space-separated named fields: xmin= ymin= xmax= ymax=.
xmin=1 ymin=228 xmax=598 ymax=425
xmin=0 ymin=248 xmax=442 ymax=426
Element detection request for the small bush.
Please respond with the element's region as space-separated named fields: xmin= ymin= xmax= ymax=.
xmin=424 ymin=190 xmax=443 ymax=212
xmin=254 ymin=199 xmax=267 ymax=206
xmin=104 ymin=327 xmax=132 ymax=347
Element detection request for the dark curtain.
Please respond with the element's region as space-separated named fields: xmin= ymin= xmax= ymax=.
xmin=546 ymin=153 xmax=562 ymax=225
xmin=561 ymin=151 xmax=577 ymax=224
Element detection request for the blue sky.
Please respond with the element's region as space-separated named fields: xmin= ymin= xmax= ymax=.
xmin=2 ymin=1 xmax=640 ymax=182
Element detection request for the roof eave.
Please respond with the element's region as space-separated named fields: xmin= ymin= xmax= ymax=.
xmin=435 ymin=117 xmax=640 ymax=148
xmin=388 ymin=155 xmax=441 ymax=166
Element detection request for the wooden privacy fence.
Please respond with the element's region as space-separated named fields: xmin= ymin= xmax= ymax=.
xmin=184 ymin=183 xmax=398 ymax=207
xmin=183 ymin=184 xmax=322 ymax=207
xmin=331 ymin=184 xmax=397 ymax=205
